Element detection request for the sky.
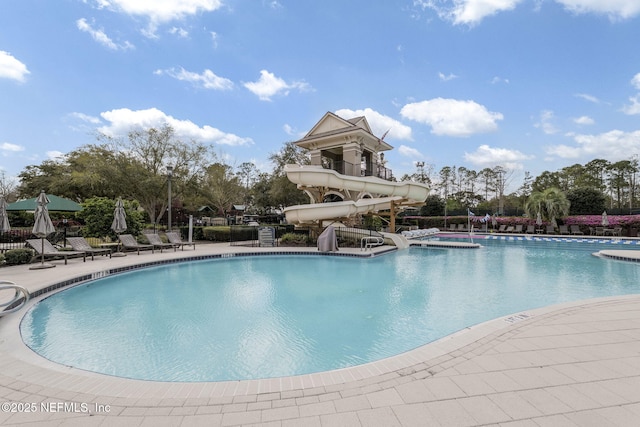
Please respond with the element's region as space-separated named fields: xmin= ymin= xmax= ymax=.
xmin=1 ymin=0 xmax=640 ymax=192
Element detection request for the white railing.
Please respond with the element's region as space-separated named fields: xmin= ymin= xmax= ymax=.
xmin=0 ymin=281 xmax=30 ymax=316
xmin=361 ymin=236 xmax=384 ymax=251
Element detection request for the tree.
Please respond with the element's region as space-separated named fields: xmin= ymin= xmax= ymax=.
xmin=201 ymin=163 xmax=244 ymax=216
xmin=17 ymin=160 xmax=69 ymax=199
xmin=236 ymin=161 xmax=260 ymax=207
xmin=75 ymin=197 xmax=144 ymax=238
xmin=420 ymin=195 xmax=445 ymax=216
xmin=566 ymin=188 xmax=606 ymax=215
xmin=584 ymin=159 xmax=610 ymax=192
xmin=100 ymin=124 xmax=214 ymax=225
xmin=524 ymin=187 xmax=570 ymax=224
xmin=0 ymin=170 xmax=18 ymax=202
xmin=268 ymin=141 xmax=309 ymax=176
xmin=531 ymin=170 xmax=562 ymax=193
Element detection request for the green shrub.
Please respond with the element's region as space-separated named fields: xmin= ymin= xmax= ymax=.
xmin=279 ymin=233 xmax=311 ymax=246
xmin=76 ymin=197 xmax=144 ymax=239
xmin=202 ymin=226 xmax=231 ymax=242
xmin=177 ymin=226 xmax=204 ymax=241
xmin=4 ymin=249 xmax=34 ymax=265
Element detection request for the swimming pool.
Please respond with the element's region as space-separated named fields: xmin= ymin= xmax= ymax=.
xmin=20 ymin=239 xmax=640 ymax=382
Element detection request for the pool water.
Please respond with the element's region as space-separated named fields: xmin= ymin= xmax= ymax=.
xmin=20 ymin=240 xmax=640 ymax=382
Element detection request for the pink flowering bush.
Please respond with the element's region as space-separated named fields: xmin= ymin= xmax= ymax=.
xmin=563 ymin=215 xmax=640 ymax=227
xmin=444 ymin=214 xmax=640 ymax=228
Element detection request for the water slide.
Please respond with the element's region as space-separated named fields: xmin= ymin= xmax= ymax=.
xmin=283 ymin=165 xmax=429 ymax=224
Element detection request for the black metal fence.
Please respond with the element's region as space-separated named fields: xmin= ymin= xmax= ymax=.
xmin=0 ymin=229 xmax=37 ymax=252
xmin=229 ymin=225 xmax=384 ymax=249
xmin=229 ymin=225 xmax=297 ymax=247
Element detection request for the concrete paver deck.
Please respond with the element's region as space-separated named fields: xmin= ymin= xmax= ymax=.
xmin=1 ymin=241 xmax=639 ymax=426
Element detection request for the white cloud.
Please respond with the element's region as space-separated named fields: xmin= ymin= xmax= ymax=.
xmin=464 ymin=144 xmax=533 ymax=170
xmin=622 ymin=95 xmax=640 ymax=115
xmin=397 ymin=145 xmax=424 ymax=158
xmin=491 ymin=76 xmax=509 ymax=84
xmin=69 ymin=112 xmax=102 ymax=124
xmin=76 ymin=18 xmax=134 ymax=50
xmin=1 ymin=142 xmax=25 ymax=152
xmin=400 ymin=98 xmax=503 ymax=137
xmin=574 ymin=93 xmax=600 ymax=103
xmin=534 ymin=110 xmax=559 ymax=134
xmin=414 ymin=0 xmax=640 ymax=26
xmin=210 ymin=31 xmax=219 ymax=48
xmin=438 ymin=72 xmax=458 ymax=81
xmin=169 ymin=27 xmax=189 ymax=38
xmin=244 ymin=70 xmax=311 ymax=101
xmin=0 ymin=51 xmax=30 ymax=82
xmin=335 ymin=108 xmax=413 ymax=141
xmin=414 ymin=0 xmax=523 ymax=26
xmin=546 ymin=130 xmax=640 ymax=160
xmin=266 ymin=1 xmax=283 ymax=9
xmin=98 ymin=107 xmax=253 ymax=146
xmin=632 ymin=73 xmax=640 ymax=90
xmin=573 ymin=115 xmax=594 ymax=125
xmin=96 ymin=0 xmax=223 ymax=36
xmin=556 ymin=0 xmax=640 ymax=20
xmin=47 ymin=151 xmax=65 ymax=160
xmin=155 ymin=67 xmax=233 ymax=90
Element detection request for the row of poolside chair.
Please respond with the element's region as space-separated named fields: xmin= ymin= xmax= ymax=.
xmin=26 ymin=232 xmax=195 ymax=265
xmin=496 ymin=224 xmax=606 ymax=236
xmin=119 ymin=233 xmax=196 ymax=254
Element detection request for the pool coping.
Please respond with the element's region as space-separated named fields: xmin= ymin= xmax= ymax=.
xmin=1 ymin=242 xmax=640 ymax=424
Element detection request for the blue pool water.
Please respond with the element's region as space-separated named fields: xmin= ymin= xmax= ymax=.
xmin=20 ymin=239 xmax=640 ymax=382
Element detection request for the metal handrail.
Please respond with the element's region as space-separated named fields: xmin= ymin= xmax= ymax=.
xmin=0 ymin=281 xmax=30 ymax=316
xmin=361 ymin=236 xmax=384 ymax=251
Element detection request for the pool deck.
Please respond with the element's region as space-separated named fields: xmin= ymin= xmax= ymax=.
xmin=1 ymin=241 xmax=640 ymax=426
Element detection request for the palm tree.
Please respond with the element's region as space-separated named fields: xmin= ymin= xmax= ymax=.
xmin=524 ymin=187 xmax=570 ymax=226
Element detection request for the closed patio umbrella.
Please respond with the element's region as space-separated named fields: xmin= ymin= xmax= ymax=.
xmin=30 ymin=190 xmax=56 ymax=269
xmin=601 ymin=211 xmax=609 ymax=227
xmin=536 ymin=211 xmax=542 ymax=226
xmin=111 ymin=198 xmax=127 ymax=256
xmin=0 ymin=196 xmax=10 ymax=232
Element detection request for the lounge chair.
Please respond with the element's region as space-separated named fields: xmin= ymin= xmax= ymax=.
xmin=66 ymin=237 xmax=112 ymax=260
xmin=118 ymin=234 xmax=154 ymax=255
xmin=546 ymin=225 xmax=556 ymax=234
xmin=166 ymin=232 xmax=196 ymax=250
xmin=570 ymin=225 xmax=584 ymax=235
xmin=514 ymin=224 xmax=523 ymax=233
xmin=144 ymin=233 xmax=176 ymax=252
xmin=497 ymin=224 xmax=507 ymax=233
xmin=449 ymin=224 xmax=457 ymax=231
xmin=525 ymin=225 xmax=535 ymax=234
xmin=558 ymin=225 xmax=569 ymax=235
xmin=611 ymin=227 xmax=622 ymax=237
xmin=457 ymin=223 xmax=467 ymax=231
xmin=595 ymin=226 xmax=604 ymax=236
xmin=26 ymin=239 xmax=86 ymax=265
xmin=505 ymin=225 xmax=515 ymax=233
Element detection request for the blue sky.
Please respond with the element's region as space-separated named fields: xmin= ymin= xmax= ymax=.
xmin=1 ymin=0 xmax=640 ymax=191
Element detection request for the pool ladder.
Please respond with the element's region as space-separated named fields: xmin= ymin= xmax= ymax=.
xmin=361 ymin=236 xmax=384 ymax=251
xmin=0 ymin=281 xmax=30 ymax=317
